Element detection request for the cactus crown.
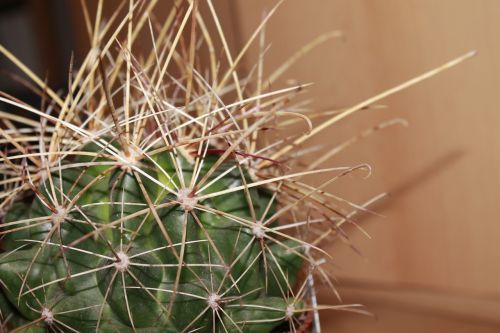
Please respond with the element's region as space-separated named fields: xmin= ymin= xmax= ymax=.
xmin=0 ymin=1 xmax=474 ymax=332
xmin=0 ymin=2 xmax=349 ymax=332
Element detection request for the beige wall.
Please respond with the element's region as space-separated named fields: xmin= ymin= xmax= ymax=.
xmin=232 ymin=1 xmax=500 ymax=331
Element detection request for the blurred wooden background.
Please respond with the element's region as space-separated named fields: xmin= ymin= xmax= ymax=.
xmin=231 ymin=0 xmax=500 ymax=332
xmin=1 ymin=0 xmax=500 ymax=331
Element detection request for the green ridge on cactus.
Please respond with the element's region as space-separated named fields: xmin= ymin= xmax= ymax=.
xmin=0 ymin=141 xmax=303 ymax=332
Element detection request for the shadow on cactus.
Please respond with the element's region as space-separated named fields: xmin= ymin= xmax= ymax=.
xmin=0 ymin=1 xmax=474 ymax=332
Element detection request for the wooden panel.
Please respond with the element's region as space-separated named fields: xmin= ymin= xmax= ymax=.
xmin=231 ymin=0 xmax=500 ymax=330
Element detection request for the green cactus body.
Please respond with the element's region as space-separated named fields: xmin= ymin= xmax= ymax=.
xmin=0 ymin=141 xmax=303 ymax=332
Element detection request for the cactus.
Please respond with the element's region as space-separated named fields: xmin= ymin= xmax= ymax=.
xmin=0 ymin=139 xmax=304 ymax=332
xmin=0 ymin=1 xmax=474 ymax=332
